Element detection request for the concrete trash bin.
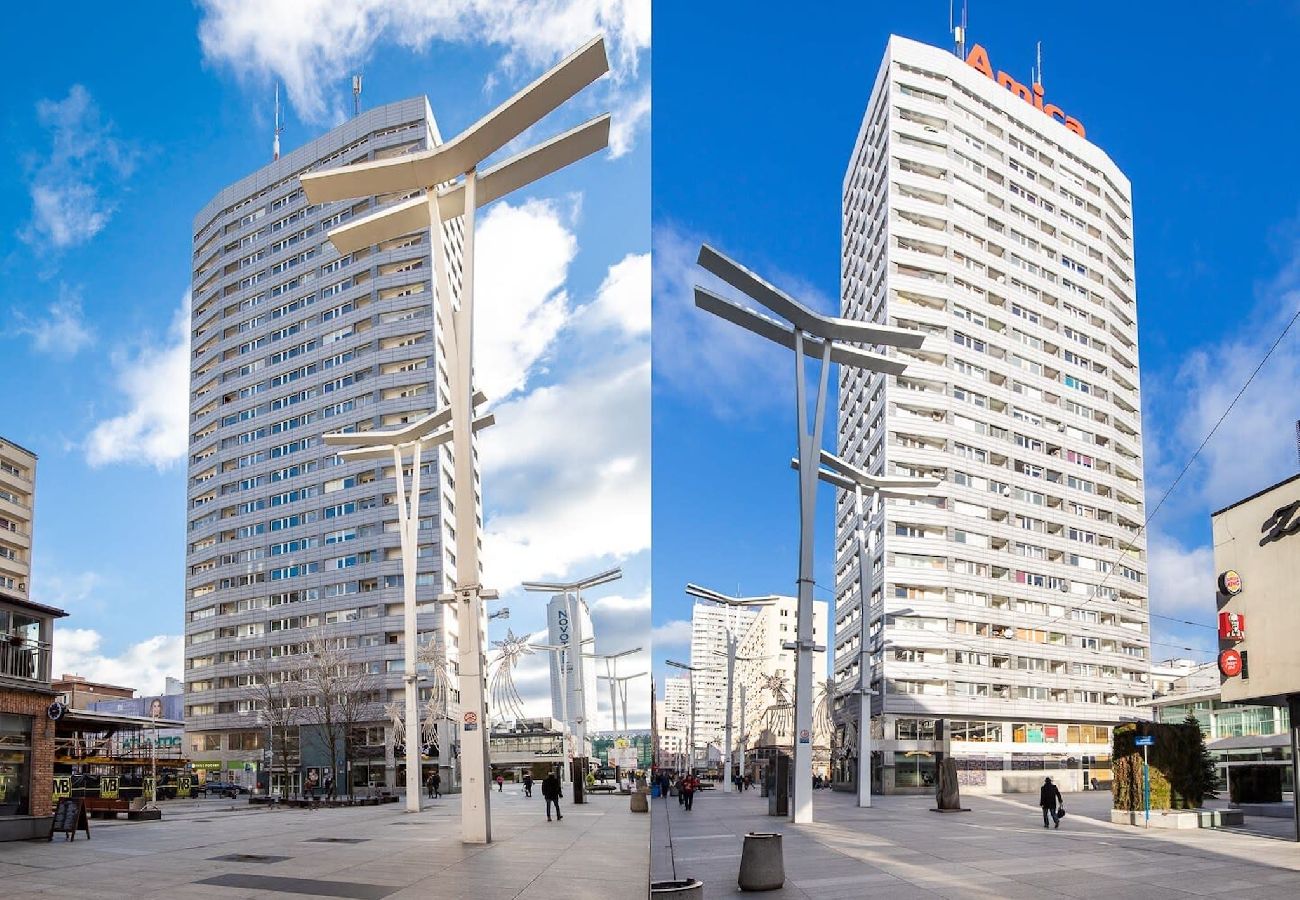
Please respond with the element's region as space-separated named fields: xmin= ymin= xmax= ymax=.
xmin=738 ymin=832 xmax=785 ymax=891
xmin=650 ymin=879 xmax=703 ymax=898
xmin=630 ymin=790 xmax=649 ymax=813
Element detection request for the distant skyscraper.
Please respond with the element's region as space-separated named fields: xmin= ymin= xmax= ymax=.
xmin=0 ymin=437 xmax=35 ymax=604
xmin=546 ymin=593 xmax=598 ymax=748
xmin=834 ymin=36 xmax=1149 ymax=795
xmin=184 ymin=98 xmax=475 ymax=792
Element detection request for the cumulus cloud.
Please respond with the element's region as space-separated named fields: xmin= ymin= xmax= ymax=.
xmin=609 ymin=85 xmax=650 ymax=159
xmin=1145 ymin=529 xmax=1216 ymax=620
xmin=23 ymin=85 xmax=139 ymax=250
xmin=577 ymin=251 xmax=650 ymax=336
xmin=9 ymin=287 xmax=95 ymax=356
xmin=650 ymin=618 xmax=692 ymax=649
xmin=31 ymin=563 xmax=104 ymax=615
xmin=475 ymin=198 xmax=578 ymax=401
xmin=197 ymin=0 xmax=649 ymax=125
xmin=85 ymin=296 xmax=191 ymax=469
xmin=52 ymin=628 xmax=183 ymax=696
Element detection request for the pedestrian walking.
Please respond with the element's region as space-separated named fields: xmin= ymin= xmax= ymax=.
xmin=682 ymin=774 xmax=698 ymax=812
xmin=541 ymin=771 xmax=563 ymax=821
xmin=523 ymin=773 xmax=533 ymax=798
xmin=426 ymin=773 xmax=436 ymax=799
xmin=1040 ymin=776 xmax=1064 ymax=829
xmin=677 ymin=774 xmax=686 ymax=806
xmin=496 ymin=774 xmax=504 ymax=792
xmin=432 ymin=771 xmax=441 ymax=799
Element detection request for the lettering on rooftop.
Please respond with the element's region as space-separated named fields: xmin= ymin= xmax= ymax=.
xmin=964 ymin=44 xmax=1085 ymax=139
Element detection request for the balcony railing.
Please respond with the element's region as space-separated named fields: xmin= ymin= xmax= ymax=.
xmin=0 ymin=636 xmax=50 ymax=683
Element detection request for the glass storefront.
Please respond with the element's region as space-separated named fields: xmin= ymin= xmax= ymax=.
xmin=895 ymin=750 xmax=936 ymax=787
xmin=0 ymin=713 xmax=32 ymax=815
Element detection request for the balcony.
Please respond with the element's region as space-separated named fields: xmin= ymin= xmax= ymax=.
xmin=0 ymin=596 xmax=66 ymax=686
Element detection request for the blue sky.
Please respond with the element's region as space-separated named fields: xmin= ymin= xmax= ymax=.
xmin=0 ymin=1 xmax=650 ymax=725
xmin=651 ymin=1 xmax=1300 ymax=692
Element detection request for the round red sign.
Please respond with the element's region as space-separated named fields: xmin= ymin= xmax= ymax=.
xmin=1219 ymin=649 xmax=1243 ymax=677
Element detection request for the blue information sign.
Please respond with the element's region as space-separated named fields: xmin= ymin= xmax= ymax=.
xmin=1135 ymin=736 xmax=1154 ymax=746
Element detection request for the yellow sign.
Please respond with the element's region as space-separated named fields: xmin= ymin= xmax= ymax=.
xmin=52 ymin=775 xmax=71 ymax=799
xmin=100 ymin=775 xmax=120 ymax=799
xmin=176 ymin=773 xmax=193 ymax=798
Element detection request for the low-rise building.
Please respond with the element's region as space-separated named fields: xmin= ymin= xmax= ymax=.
xmin=53 ymin=673 xmax=135 ymax=709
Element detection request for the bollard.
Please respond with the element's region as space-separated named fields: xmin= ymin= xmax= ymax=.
xmin=630 ymin=790 xmax=649 ymax=813
xmin=737 ymin=832 xmax=785 ymax=892
xmin=650 ymin=879 xmax=703 ymax=898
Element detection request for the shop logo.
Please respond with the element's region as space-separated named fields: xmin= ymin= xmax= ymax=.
xmin=1219 ymin=649 xmax=1243 ymax=678
xmin=1218 ymin=611 xmax=1245 ymax=641
xmin=965 ymin=44 xmax=1086 ymax=138
xmin=1260 ymin=499 xmax=1300 ymax=547
xmin=1217 ymin=570 xmax=1243 ymax=596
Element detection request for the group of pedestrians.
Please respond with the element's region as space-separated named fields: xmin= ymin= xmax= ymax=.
xmin=424 ymin=771 xmax=441 ymax=799
xmin=653 ymin=771 xmax=701 ymax=811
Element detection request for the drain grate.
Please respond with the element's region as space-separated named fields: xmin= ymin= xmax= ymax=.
xmin=209 ymin=853 xmax=291 ymax=864
xmin=305 ymin=837 xmax=369 ymax=844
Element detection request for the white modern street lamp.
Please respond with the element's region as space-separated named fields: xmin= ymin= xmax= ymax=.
xmin=531 ymin=641 xmax=576 ymax=800
xmin=302 ymin=36 xmax=612 ymax=845
xmin=666 ymin=660 xmax=699 ymax=773
xmin=522 ymin=567 xmax=622 ymax=802
xmin=324 ymin=399 xmax=495 ymax=813
xmin=693 ymin=245 xmax=926 ymax=823
xmin=603 ymin=671 xmax=647 ymax=732
xmin=793 ymin=450 xmax=940 ymax=807
xmin=586 ymin=647 xmax=642 ymax=731
xmin=685 ymin=582 xmax=779 ymax=794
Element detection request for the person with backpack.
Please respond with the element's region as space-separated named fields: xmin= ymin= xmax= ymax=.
xmin=1040 ymin=776 xmax=1064 ymax=828
xmin=541 ymin=770 xmax=563 ymax=821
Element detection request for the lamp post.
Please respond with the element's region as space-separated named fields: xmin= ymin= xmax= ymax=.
xmin=794 ymin=451 xmax=939 ymax=807
xmin=685 ymin=583 xmax=779 ymax=794
xmin=522 ymin=567 xmax=622 ymax=802
xmin=693 ymin=246 xmax=926 ymax=823
xmin=302 ymin=35 xmax=612 ymax=845
xmin=606 ymin=672 xmax=647 ymax=732
xmin=666 ymin=660 xmax=699 ymax=773
xmin=585 ymin=647 xmax=642 ymax=731
xmin=324 ymin=405 xmax=495 ymax=813
xmin=531 ymin=642 xmax=575 ymax=800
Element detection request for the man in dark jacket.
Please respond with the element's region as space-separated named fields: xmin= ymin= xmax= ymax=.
xmin=541 ymin=771 xmax=563 ymax=821
xmin=522 ymin=773 xmax=533 ymax=798
xmin=1040 ymin=776 xmax=1063 ymax=828
xmin=681 ymin=774 xmax=698 ymax=811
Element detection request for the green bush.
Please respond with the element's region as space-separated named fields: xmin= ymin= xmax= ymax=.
xmin=1111 ymin=718 xmax=1219 ymax=811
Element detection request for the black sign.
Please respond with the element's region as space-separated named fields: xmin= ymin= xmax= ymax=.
xmin=1260 ymin=500 xmax=1300 ymax=547
xmin=48 ymin=798 xmax=90 ymax=842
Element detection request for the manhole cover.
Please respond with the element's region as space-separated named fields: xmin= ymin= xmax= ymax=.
xmin=306 ymin=838 xmax=369 ymax=844
xmin=209 ymin=853 xmax=291 ymax=864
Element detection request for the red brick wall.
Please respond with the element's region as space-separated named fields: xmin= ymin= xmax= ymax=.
xmin=0 ymin=686 xmax=56 ymax=816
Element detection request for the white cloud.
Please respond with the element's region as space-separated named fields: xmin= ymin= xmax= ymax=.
xmin=475 ymin=198 xmax=578 ymax=401
xmin=23 ymin=85 xmax=139 ymax=250
xmin=577 ymin=251 xmax=649 ymax=336
xmin=30 ymin=564 xmax=104 ymax=615
xmin=1145 ymin=530 xmax=1216 ymax=620
xmin=52 ymin=628 xmax=183 ymax=697
xmin=609 ymin=85 xmax=650 ymax=159
xmin=650 ymin=618 xmax=692 ymax=649
xmin=10 ymin=288 xmax=95 ymax=356
xmin=85 ymin=296 xmax=191 ymax=469
xmin=197 ymin=0 xmax=650 ymax=125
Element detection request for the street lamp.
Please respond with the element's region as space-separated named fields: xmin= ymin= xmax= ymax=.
xmin=584 ymin=646 xmax=642 ymax=730
xmin=666 ymin=660 xmax=699 ymax=774
xmin=685 ymin=583 xmax=779 ymax=794
xmin=794 ymin=450 xmax=939 ymax=807
xmin=522 ymin=567 xmax=622 ymax=802
xmin=531 ymin=642 xmax=576 ymax=800
xmin=302 ymin=35 xmax=612 ymax=846
xmin=324 ymin=396 xmax=494 ymax=814
xmin=600 ymin=671 xmax=647 ymax=733
xmin=693 ymin=246 xmax=926 ymax=823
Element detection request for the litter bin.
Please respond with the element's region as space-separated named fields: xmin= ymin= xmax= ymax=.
xmin=738 ymin=832 xmax=785 ymax=891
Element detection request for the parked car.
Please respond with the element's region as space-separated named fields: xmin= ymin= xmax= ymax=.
xmin=196 ymin=780 xmax=249 ymax=798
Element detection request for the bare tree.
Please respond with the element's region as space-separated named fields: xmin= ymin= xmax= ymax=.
xmin=243 ymin=649 xmax=303 ymax=800
xmin=302 ymin=632 xmax=381 ymax=799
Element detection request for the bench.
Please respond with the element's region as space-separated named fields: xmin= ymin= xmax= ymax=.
xmin=587 ymin=783 xmax=617 ymax=793
xmin=83 ymin=798 xmax=129 ymax=819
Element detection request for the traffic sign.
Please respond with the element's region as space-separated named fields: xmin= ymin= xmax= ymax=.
xmin=1135 ymin=735 xmax=1154 ymax=747
xmin=463 ymin=711 xmax=479 ymax=732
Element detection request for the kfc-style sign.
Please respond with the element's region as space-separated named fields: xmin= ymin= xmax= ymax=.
xmin=1219 ymin=649 xmax=1243 ymax=678
xmin=965 ymin=44 xmax=1086 ymax=138
xmin=1218 ymin=611 xmax=1246 ymax=642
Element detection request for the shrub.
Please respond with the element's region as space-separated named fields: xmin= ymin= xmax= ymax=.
xmin=1111 ymin=719 xmax=1219 ymax=811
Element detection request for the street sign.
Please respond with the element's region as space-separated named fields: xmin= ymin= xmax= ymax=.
xmin=798 ymin=729 xmax=810 ymax=744
xmin=1135 ymin=735 xmax=1154 ymax=746
xmin=463 ymin=711 xmax=479 ymax=732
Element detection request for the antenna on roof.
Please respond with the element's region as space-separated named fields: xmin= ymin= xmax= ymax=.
xmin=352 ymin=73 xmax=363 ymax=117
xmin=272 ymin=83 xmax=283 ymax=162
xmin=1035 ymin=40 xmax=1044 ymax=88
xmin=952 ymin=0 xmax=968 ymax=58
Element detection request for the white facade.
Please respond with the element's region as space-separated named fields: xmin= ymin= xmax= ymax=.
xmin=687 ymin=601 xmax=757 ymax=751
xmin=546 ymin=593 xmax=598 ymax=747
xmin=834 ymin=37 xmax=1150 ymax=794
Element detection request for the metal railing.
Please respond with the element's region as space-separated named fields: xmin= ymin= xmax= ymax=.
xmin=0 ymin=636 xmax=49 ymax=682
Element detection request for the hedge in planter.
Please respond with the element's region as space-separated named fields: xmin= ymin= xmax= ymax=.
xmin=1112 ymin=717 xmax=1218 ymax=811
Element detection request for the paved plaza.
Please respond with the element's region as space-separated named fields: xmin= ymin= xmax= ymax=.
xmin=0 ymin=786 xmax=648 ymax=899
xmin=652 ymin=786 xmax=1300 ymax=899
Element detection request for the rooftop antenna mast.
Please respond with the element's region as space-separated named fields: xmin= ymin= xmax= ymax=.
xmin=1033 ymin=40 xmax=1044 ymax=88
xmin=272 ymin=84 xmax=283 ymax=161
xmin=951 ymin=0 xmax=968 ymax=58
xmin=352 ymin=73 xmax=363 ymax=117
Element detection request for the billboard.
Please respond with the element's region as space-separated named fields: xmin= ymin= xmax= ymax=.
xmin=1212 ymin=473 xmax=1300 ymax=705
xmin=89 ymin=693 xmax=183 ymax=720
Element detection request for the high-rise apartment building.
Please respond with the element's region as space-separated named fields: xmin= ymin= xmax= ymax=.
xmin=184 ymin=98 xmax=474 ymax=792
xmin=834 ymin=36 xmax=1149 ymax=795
xmin=0 ymin=438 xmax=35 ymax=603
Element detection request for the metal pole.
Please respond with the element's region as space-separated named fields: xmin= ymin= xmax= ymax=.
xmin=557 ymin=646 xmax=573 ymax=799
xmin=568 ymin=590 xmax=587 ymax=802
xmin=739 ymin=683 xmax=747 ymax=782
xmin=1143 ymin=743 xmax=1150 ymax=828
xmin=791 ymin=331 xmax=830 ymax=824
xmin=607 ymin=657 xmax=619 ymax=731
xmin=689 ymin=671 xmax=697 ymax=774
xmin=150 ymin=717 xmax=157 ymax=807
xmin=1289 ymin=695 xmax=1300 ymax=842
xmin=393 ymin=445 xmax=422 ymax=812
xmin=723 ymin=627 xmax=736 ymax=793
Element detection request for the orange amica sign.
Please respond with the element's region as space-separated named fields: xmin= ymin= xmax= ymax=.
xmin=964 ymin=44 xmax=1085 ymax=139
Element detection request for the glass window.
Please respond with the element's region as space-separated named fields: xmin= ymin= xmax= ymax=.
xmin=0 ymin=714 xmax=32 ymax=815
xmin=894 ymin=751 xmax=936 ymax=787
